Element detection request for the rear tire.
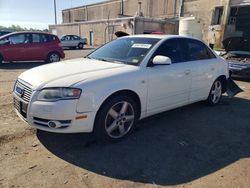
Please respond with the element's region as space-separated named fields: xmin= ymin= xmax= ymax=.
xmin=78 ymin=43 xmax=84 ymax=49
xmin=94 ymin=95 xmax=139 ymax=142
xmin=207 ymin=78 xmax=223 ymax=106
xmin=0 ymin=55 xmax=3 ymax=64
xmin=46 ymin=52 xmax=60 ymax=63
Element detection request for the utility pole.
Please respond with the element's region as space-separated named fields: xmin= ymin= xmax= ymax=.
xmin=54 ymin=0 xmax=57 ymax=24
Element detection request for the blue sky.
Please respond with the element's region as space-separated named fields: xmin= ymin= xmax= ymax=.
xmin=0 ymin=0 xmax=104 ymax=29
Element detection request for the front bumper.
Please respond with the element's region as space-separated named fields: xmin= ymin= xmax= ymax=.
xmin=13 ymin=92 xmax=96 ymax=133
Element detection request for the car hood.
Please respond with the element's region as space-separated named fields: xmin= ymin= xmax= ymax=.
xmin=18 ymin=58 xmax=136 ymax=89
xmin=223 ymin=37 xmax=250 ymax=52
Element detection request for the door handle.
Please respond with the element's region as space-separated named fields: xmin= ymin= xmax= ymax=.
xmin=211 ymin=67 xmax=215 ymax=71
xmin=184 ymin=70 xmax=191 ymax=75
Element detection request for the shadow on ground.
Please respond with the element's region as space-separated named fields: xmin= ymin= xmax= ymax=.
xmin=232 ymin=76 xmax=250 ymax=83
xmin=37 ymin=96 xmax=250 ymax=186
xmin=63 ymin=48 xmax=95 ymax=51
xmin=0 ymin=62 xmax=46 ymax=70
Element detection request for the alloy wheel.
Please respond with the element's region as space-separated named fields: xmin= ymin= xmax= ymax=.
xmin=49 ymin=53 xmax=60 ymax=62
xmin=104 ymin=101 xmax=135 ymax=139
xmin=210 ymin=80 xmax=222 ymax=104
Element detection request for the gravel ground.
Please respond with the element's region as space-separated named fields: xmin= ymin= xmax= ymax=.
xmin=0 ymin=50 xmax=250 ymax=188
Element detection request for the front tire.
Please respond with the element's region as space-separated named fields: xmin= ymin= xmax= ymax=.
xmin=207 ymin=78 xmax=223 ymax=105
xmin=47 ymin=52 xmax=60 ymax=63
xmin=94 ymin=96 xmax=139 ymax=142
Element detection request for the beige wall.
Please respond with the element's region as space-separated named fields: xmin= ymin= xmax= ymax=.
xmin=183 ymin=0 xmax=250 ymax=47
xmin=50 ymin=18 xmax=135 ymax=46
xmin=62 ymin=0 xmax=180 ymax=23
xmin=183 ymin=0 xmax=231 ymax=47
xmin=49 ymin=17 xmax=178 ymax=46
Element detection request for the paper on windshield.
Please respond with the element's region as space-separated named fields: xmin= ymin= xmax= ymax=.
xmin=131 ymin=44 xmax=152 ymax=49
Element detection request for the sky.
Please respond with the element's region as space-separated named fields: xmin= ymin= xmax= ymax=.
xmin=0 ymin=0 xmax=104 ymax=29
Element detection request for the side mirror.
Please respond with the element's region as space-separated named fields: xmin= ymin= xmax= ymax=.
xmin=152 ymin=55 xmax=172 ymax=65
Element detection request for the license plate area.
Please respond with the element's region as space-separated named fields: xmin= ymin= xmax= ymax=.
xmin=14 ymin=98 xmax=28 ymax=118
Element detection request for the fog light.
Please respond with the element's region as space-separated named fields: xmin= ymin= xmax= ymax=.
xmin=48 ymin=121 xmax=61 ymax=129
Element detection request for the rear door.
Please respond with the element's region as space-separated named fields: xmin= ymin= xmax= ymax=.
xmin=185 ymin=39 xmax=218 ymax=101
xmin=29 ymin=33 xmax=51 ymax=61
xmin=72 ymin=35 xmax=81 ymax=46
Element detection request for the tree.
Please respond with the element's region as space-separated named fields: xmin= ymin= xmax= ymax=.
xmin=0 ymin=25 xmax=49 ymax=32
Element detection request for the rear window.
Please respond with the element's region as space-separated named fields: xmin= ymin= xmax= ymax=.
xmin=50 ymin=35 xmax=59 ymax=41
xmin=185 ymin=39 xmax=216 ymax=61
xmin=32 ymin=34 xmax=51 ymax=43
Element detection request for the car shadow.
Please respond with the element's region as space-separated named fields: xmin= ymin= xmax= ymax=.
xmin=64 ymin=47 xmax=95 ymax=51
xmin=0 ymin=61 xmax=46 ymax=70
xmin=37 ymin=96 xmax=250 ymax=186
xmin=232 ymin=77 xmax=250 ymax=83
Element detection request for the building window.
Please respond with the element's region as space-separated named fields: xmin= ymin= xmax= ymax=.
xmin=212 ymin=7 xmax=224 ymax=25
xmin=228 ymin=7 xmax=238 ymax=25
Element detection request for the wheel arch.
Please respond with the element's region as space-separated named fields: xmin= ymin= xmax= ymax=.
xmin=47 ymin=51 xmax=61 ymax=58
xmin=217 ymin=75 xmax=227 ymax=93
xmin=95 ymin=89 xmax=142 ymax=121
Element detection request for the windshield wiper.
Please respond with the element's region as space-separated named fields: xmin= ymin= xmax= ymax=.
xmin=95 ymin=57 xmax=125 ymax=64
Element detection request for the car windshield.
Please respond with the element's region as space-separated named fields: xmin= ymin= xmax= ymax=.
xmin=87 ymin=37 xmax=160 ymax=65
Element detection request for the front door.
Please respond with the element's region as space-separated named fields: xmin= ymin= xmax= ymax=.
xmin=146 ymin=38 xmax=193 ymax=115
xmin=2 ymin=33 xmax=31 ymax=61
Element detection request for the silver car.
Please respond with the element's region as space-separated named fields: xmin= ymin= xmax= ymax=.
xmin=60 ymin=35 xmax=87 ymax=49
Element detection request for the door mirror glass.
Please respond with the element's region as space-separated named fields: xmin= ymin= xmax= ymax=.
xmin=152 ymin=55 xmax=172 ymax=65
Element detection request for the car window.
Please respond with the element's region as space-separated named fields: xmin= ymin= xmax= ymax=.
xmin=40 ymin=34 xmax=49 ymax=43
xmin=88 ymin=37 xmax=160 ymax=65
xmin=65 ymin=36 xmax=71 ymax=40
xmin=186 ymin=39 xmax=216 ymax=61
xmin=8 ymin=34 xmax=31 ymax=44
xmin=0 ymin=37 xmax=10 ymax=45
xmin=32 ymin=34 xmax=49 ymax=43
xmin=73 ymin=35 xmax=80 ymax=40
xmin=152 ymin=38 xmax=185 ymax=63
xmin=32 ymin=34 xmax=40 ymax=43
xmin=61 ymin=36 xmax=66 ymax=41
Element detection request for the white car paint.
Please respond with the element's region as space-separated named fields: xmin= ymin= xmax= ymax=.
xmin=13 ymin=35 xmax=229 ymax=134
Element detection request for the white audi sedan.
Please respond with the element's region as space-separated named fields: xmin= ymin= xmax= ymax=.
xmin=13 ymin=35 xmax=229 ymax=141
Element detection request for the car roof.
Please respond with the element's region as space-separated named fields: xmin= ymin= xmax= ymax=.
xmin=122 ymin=34 xmax=201 ymax=41
xmin=62 ymin=35 xmax=79 ymax=37
xmin=0 ymin=31 xmax=54 ymax=39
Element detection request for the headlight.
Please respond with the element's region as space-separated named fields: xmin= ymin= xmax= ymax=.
xmin=37 ymin=88 xmax=82 ymax=101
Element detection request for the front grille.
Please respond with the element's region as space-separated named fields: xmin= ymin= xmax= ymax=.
xmin=13 ymin=98 xmax=21 ymax=112
xmin=13 ymin=97 xmax=28 ymax=118
xmin=15 ymin=80 xmax=33 ymax=103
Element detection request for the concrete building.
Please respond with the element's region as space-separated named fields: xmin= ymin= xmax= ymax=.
xmin=182 ymin=0 xmax=250 ymax=47
xmin=49 ymin=0 xmax=180 ymax=46
xmin=49 ymin=0 xmax=250 ymax=47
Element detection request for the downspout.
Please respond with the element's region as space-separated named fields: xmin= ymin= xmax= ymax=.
xmin=120 ymin=0 xmax=124 ymax=15
xmin=133 ymin=17 xmax=136 ymax=35
xmin=85 ymin=6 xmax=88 ymax=21
xmin=221 ymin=0 xmax=232 ymax=44
xmin=179 ymin=0 xmax=184 ymax=18
xmin=174 ymin=0 xmax=177 ymax=18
